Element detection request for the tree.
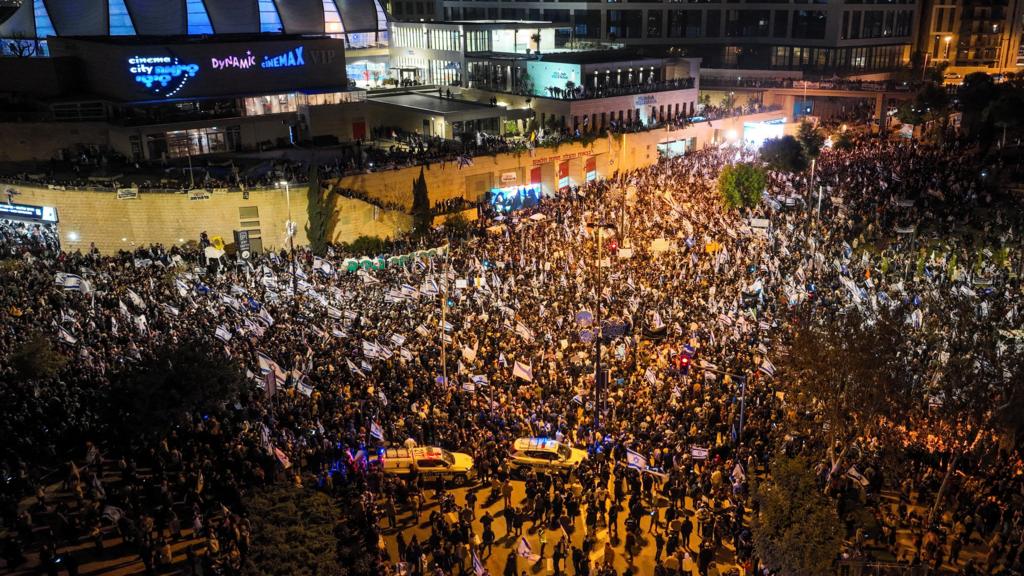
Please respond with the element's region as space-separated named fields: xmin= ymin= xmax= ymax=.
xmin=833 ymin=131 xmax=855 ymax=151
xmin=760 ymin=136 xmax=807 ymax=173
xmin=305 ymin=162 xmax=335 ymax=256
xmin=958 ymin=73 xmax=997 ymax=137
xmin=717 ymin=163 xmax=766 ymax=210
xmin=107 ymin=336 xmax=246 ymax=439
xmin=444 ymin=212 xmax=472 ymax=239
xmin=410 ymin=167 xmax=432 ymax=235
xmin=984 ymin=84 xmax=1024 ymax=147
xmin=753 ymin=455 xmax=842 ymax=576
xmin=797 ymin=121 xmax=825 ymax=163
xmin=9 ymin=332 xmax=66 ymax=381
xmin=780 ymin=308 xmax=913 ymax=472
xmin=242 ymin=485 xmax=346 ymax=576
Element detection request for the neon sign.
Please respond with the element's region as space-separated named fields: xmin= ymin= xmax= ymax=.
xmin=211 ymin=50 xmax=257 ymax=70
xmin=129 ymin=55 xmax=199 ymax=97
xmin=261 ymin=46 xmax=305 ymax=69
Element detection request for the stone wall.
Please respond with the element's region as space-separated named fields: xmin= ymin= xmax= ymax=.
xmin=4 ymin=110 xmax=784 ymax=254
xmin=7 ymin=184 xmax=411 ymax=254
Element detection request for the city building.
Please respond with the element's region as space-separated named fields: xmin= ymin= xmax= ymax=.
xmin=917 ymin=0 xmax=1024 ymax=74
xmin=0 ymin=0 xmax=391 ymax=87
xmin=464 ymin=49 xmax=700 ymax=132
xmin=436 ymin=0 xmax=919 ymax=72
xmin=390 ymin=20 xmax=563 ymax=85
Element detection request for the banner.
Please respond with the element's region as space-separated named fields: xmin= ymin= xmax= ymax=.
xmin=116 ymin=188 xmax=139 ymax=200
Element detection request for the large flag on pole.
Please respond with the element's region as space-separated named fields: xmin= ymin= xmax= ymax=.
xmin=472 ymin=552 xmax=486 ymax=576
xmin=758 ymin=358 xmax=776 ymax=378
xmin=512 ymin=360 xmax=533 ymax=382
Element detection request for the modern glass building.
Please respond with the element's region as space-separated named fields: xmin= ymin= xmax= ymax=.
xmin=0 ymin=0 xmax=391 ymax=54
xmin=433 ymin=0 xmax=920 ymax=72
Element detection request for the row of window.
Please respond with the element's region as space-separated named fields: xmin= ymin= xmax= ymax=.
xmin=770 ymin=43 xmax=905 ymax=69
xmin=605 ymin=8 xmax=827 ymax=39
xmin=840 ymin=9 xmax=914 ymax=39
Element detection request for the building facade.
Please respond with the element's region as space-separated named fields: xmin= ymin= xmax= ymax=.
xmin=917 ymin=0 xmax=1024 ymax=73
xmin=435 ymin=0 xmax=919 ymax=72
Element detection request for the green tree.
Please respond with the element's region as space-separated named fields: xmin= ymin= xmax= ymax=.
xmin=411 ymin=167 xmax=432 ymax=235
xmin=985 ymin=84 xmax=1024 ymax=147
xmin=305 ymin=162 xmax=335 ymax=256
xmin=242 ymin=485 xmax=346 ymax=576
xmin=753 ymin=455 xmax=842 ymax=576
xmin=107 ymin=336 xmax=246 ymax=439
xmin=717 ymin=163 xmax=766 ymax=210
xmin=760 ymin=136 xmax=807 ymax=172
xmin=9 ymin=332 xmax=66 ymax=381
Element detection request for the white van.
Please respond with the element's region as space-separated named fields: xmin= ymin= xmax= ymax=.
xmin=508 ymin=437 xmax=587 ymax=476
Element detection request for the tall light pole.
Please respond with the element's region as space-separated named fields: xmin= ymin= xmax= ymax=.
xmin=590 ymin=221 xmax=616 ymax=429
xmin=279 ymin=180 xmax=296 ymax=305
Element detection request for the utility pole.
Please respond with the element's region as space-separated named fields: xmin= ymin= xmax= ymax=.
xmin=280 ymin=180 xmax=296 ymax=308
xmin=591 ymin=221 xmax=616 ymax=430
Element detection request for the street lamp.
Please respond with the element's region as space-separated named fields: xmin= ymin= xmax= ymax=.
xmin=589 ymin=221 xmax=617 ymax=429
xmin=279 ymin=180 xmax=297 ymax=305
xmin=943 ymin=35 xmax=953 ymax=60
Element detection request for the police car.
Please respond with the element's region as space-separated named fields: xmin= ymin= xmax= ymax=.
xmin=508 ymin=438 xmax=587 ymax=476
xmin=373 ymin=446 xmax=475 ymax=485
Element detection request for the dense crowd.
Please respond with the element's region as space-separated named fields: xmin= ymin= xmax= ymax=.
xmin=1 ymin=134 xmax=1023 ymax=576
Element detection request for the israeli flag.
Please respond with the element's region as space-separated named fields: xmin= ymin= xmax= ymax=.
xmin=215 ymin=325 xmax=232 ymax=343
xmin=58 ymin=327 xmax=78 ymax=345
xmin=759 ymin=358 xmax=776 ymax=378
xmin=473 ymin=552 xmax=486 ymax=576
xmin=512 ymin=360 xmax=533 ymax=382
xmin=471 ymin=375 xmax=489 ymax=386
xmin=370 ymin=421 xmax=384 ymax=440
xmin=126 ymin=289 xmax=145 ymax=309
xmin=516 ymin=537 xmax=533 ymax=559
xmin=626 ymin=449 xmax=648 ymax=471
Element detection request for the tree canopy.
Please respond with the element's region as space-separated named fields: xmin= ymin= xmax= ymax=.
xmin=753 ymin=455 xmax=842 ymax=576
xmin=411 ymin=167 xmax=432 ymax=235
xmin=242 ymin=485 xmax=346 ymax=576
xmin=717 ymin=162 xmax=767 ymax=210
xmin=107 ymin=335 xmax=247 ymax=439
xmin=760 ymin=135 xmax=808 ymax=173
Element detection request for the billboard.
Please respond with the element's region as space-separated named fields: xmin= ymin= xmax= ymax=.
xmin=50 ymin=37 xmax=346 ymax=102
xmin=743 ymin=118 xmax=786 ymax=149
xmin=526 ymin=60 xmax=580 ymax=96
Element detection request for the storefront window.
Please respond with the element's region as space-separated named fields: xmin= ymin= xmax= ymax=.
xmin=164 ymin=126 xmax=241 ymax=158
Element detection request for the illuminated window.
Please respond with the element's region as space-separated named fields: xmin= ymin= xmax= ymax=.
xmin=34 ymin=0 xmax=56 ymax=38
xmin=186 ymin=0 xmax=215 ymax=35
xmin=323 ymin=0 xmax=345 ymax=37
xmin=259 ymin=0 xmax=283 ymax=33
xmin=109 ymin=0 xmax=136 ymax=35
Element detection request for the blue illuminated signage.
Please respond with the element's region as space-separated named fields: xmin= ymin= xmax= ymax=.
xmin=129 ymin=55 xmax=199 ymax=97
xmin=261 ymin=46 xmax=304 ymax=69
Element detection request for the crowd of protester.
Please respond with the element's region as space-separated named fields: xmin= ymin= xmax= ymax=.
xmin=1 ymin=132 xmax=1022 ymax=576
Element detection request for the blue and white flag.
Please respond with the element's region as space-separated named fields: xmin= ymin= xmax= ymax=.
xmin=175 ymin=278 xmax=190 ymax=297
xmin=759 ymin=358 xmax=776 ymax=378
xmin=390 ymin=333 xmax=407 ymax=347
xmin=472 ymin=552 xmax=486 ymax=576
xmin=626 ymin=449 xmax=648 ymax=471
xmin=257 ymin=307 xmax=275 ymax=326
xmin=370 ymin=421 xmax=384 ymax=440
xmin=162 ymin=303 xmax=180 ymax=317
xmin=644 ymin=368 xmax=658 ymax=386
xmin=512 ymin=360 xmax=533 ymax=382
xmin=312 ymin=257 xmax=334 ymax=276
xmin=516 ymin=537 xmax=533 ymax=559
xmin=515 ymin=322 xmax=535 ymax=343
xmin=471 ymin=375 xmax=489 ymax=386
xmin=331 ymin=327 xmax=347 ymax=338
xmin=415 ymin=324 xmax=431 ymax=338
xmin=215 ymin=325 xmax=232 ymax=343
xmin=126 ymin=289 xmax=145 ymax=309
xmin=327 ymin=306 xmax=343 ymax=320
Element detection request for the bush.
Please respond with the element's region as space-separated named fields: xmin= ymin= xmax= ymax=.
xmin=718 ymin=163 xmax=767 ymax=210
xmin=346 ymin=235 xmax=386 ymax=256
